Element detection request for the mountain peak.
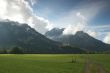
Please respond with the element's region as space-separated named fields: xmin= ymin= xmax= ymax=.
xmin=45 ymin=29 xmax=110 ymax=52
xmin=75 ymin=31 xmax=87 ymax=35
xmin=45 ymin=28 xmax=64 ymax=37
xmin=74 ymin=31 xmax=90 ymax=38
xmin=0 ymin=21 xmax=86 ymax=54
xmin=0 ymin=21 xmax=62 ymax=53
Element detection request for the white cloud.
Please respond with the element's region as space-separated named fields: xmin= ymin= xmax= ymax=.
xmin=63 ymin=23 xmax=85 ymax=35
xmin=30 ymin=0 xmax=37 ymax=5
xmin=87 ymin=30 xmax=97 ymax=38
xmin=76 ymin=12 xmax=86 ymax=21
xmin=103 ymin=33 xmax=110 ymax=44
xmin=57 ymin=1 xmax=104 ymax=27
xmin=63 ymin=12 xmax=87 ymax=35
xmin=0 ymin=0 xmax=53 ymax=34
xmin=61 ymin=1 xmax=105 ymax=36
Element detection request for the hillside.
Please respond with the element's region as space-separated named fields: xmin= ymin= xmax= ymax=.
xmin=0 ymin=21 xmax=85 ymax=54
xmin=45 ymin=28 xmax=110 ymax=52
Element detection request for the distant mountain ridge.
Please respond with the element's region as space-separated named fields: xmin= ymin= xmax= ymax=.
xmin=0 ymin=21 xmax=60 ymax=53
xmin=45 ymin=28 xmax=110 ymax=52
xmin=0 ymin=21 xmax=85 ymax=54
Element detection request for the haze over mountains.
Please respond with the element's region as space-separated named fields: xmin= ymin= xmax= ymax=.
xmin=0 ymin=21 xmax=85 ymax=54
xmin=45 ymin=28 xmax=110 ymax=52
xmin=0 ymin=20 xmax=110 ymax=53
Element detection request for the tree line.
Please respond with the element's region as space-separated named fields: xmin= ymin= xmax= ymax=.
xmin=0 ymin=46 xmax=23 ymax=54
xmin=0 ymin=46 xmax=110 ymax=54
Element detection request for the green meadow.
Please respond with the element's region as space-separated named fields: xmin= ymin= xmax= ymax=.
xmin=87 ymin=54 xmax=110 ymax=73
xmin=0 ymin=54 xmax=109 ymax=73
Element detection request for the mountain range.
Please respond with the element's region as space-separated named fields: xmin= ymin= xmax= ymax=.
xmin=0 ymin=21 xmax=85 ymax=54
xmin=45 ymin=28 xmax=110 ymax=52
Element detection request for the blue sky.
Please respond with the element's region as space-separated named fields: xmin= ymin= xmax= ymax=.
xmin=33 ymin=0 xmax=88 ymax=23
xmin=32 ymin=0 xmax=110 ymax=26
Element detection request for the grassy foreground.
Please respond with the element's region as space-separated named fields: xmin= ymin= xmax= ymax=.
xmin=0 ymin=54 xmax=84 ymax=73
xmin=87 ymin=54 xmax=110 ymax=73
xmin=0 ymin=54 xmax=109 ymax=73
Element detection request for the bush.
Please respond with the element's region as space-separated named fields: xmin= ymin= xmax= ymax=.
xmin=0 ymin=49 xmax=7 ymax=54
xmin=9 ymin=47 xmax=23 ymax=54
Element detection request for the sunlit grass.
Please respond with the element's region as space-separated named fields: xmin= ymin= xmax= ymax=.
xmin=0 ymin=54 xmax=109 ymax=73
xmin=0 ymin=54 xmax=84 ymax=73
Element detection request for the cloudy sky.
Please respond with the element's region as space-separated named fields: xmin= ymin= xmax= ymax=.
xmin=0 ymin=0 xmax=110 ymax=44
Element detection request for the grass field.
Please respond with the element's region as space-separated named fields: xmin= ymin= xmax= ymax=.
xmin=87 ymin=54 xmax=110 ymax=73
xmin=0 ymin=54 xmax=109 ymax=73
